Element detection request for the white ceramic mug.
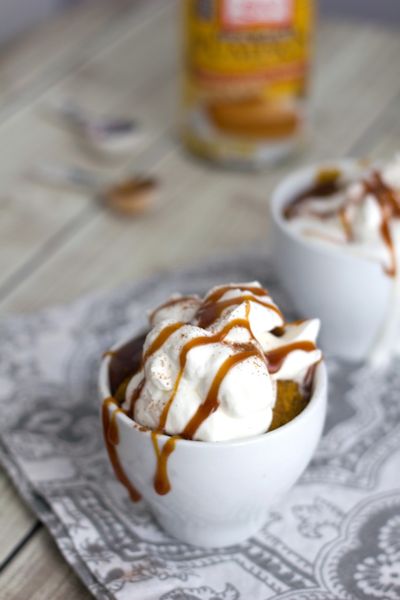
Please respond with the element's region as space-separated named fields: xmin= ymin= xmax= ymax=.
xmin=99 ymin=338 xmax=327 ymax=547
xmin=270 ymin=161 xmax=392 ymax=361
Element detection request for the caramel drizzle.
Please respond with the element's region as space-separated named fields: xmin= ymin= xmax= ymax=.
xmin=151 ymin=432 xmax=178 ymax=495
xmin=158 ymin=316 xmax=255 ymax=431
xmin=197 ymin=294 xmax=282 ymax=329
xmin=205 ymin=284 xmax=269 ymax=303
xmin=271 ymin=319 xmax=306 ymax=338
xmin=284 ymin=169 xmax=343 ymax=220
xmin=181 ymin=348 xmax=259 ymax=439
xmin=149 ymin=295 xmax=199 ymax=324
xmin=365 ymin=171 xmax=399 ymax=277
xmin=102 ymin=397 xmax=141 ymax=502
xmin=128 ymin=322 xmax=185 ymax=418
xmin=381 ymin=218 xmax=396 ymax=277
xmin=339 ymin=205 xmax=353 ymax=241
xmin=266 ymin=341 xmax=317 ymax=374
xmin=284 ymin=167 xmax=357 ymax=235
xmin=143 ymin=322 xmax=185 ymax=363
xmin=146 ymin=291 xmax=267 ymax=431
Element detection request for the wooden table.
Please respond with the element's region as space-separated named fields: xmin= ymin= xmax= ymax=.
xmin=0 ymin=1 xmax=399 ymax=598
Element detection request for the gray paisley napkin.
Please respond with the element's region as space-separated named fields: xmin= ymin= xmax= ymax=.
xmin=1 ymin=250 xmax=400 ymax=600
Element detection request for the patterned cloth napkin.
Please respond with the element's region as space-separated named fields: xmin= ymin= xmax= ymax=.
xmin=1 ymin=251 xmax=400 ymax=600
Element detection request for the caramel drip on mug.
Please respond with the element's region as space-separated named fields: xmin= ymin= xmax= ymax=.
xmin=197 ymin=294 xmax=282 ymax=329
xmin=102 ymin=397 xmax=141 ymax=502
xmin=181 ymin=349 xmax=259 ymax=439
xmin=266 ymin=341 xmax=316 ymax=374
xmin=151 ymin=432 xmax=178 ymax=495
xmin=158 ymin=317 xmax=254 ymax=431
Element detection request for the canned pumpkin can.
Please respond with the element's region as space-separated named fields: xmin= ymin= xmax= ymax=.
xmin=182 ymin=0 xmax=314 ymax=168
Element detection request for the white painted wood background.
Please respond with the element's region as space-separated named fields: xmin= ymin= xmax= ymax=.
xmin=0 ymin=1 xmax=399 ymax=597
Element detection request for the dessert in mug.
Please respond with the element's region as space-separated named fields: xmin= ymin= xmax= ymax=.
xmin=103 ymin=282 xmax=322 ymax=500
xmin=283 ymin=155 xmax=400 ymax=276
xmin=281 ymin=154 xmax=400 ymax=364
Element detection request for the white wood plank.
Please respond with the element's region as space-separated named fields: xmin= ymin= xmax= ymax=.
xmin=0 ymin=0 xmax=170 ymax=123
xmin=311 ymin=23 xmax=400 ymax=157
xmin=0 ymin=0 xmax=177 ymax=298
xmin=0 ymin=472 xmax=36 ymax=567
xmin=0 ymin=2 xmax=115 ymax=110
xmin=1 ymin=528 xmax=91 ymax=600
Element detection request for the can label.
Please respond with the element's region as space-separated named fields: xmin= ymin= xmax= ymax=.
xmin=182 ymin=0 xmax=314 ymax=165
xmin=221 ymin=0 xmax=293 ymax=29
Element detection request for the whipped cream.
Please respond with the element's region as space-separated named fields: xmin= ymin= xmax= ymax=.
xmin=284 ymin=155 xmax=400 ymax=276
xmin=123 ymin=282 xmax=321 ymax=442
